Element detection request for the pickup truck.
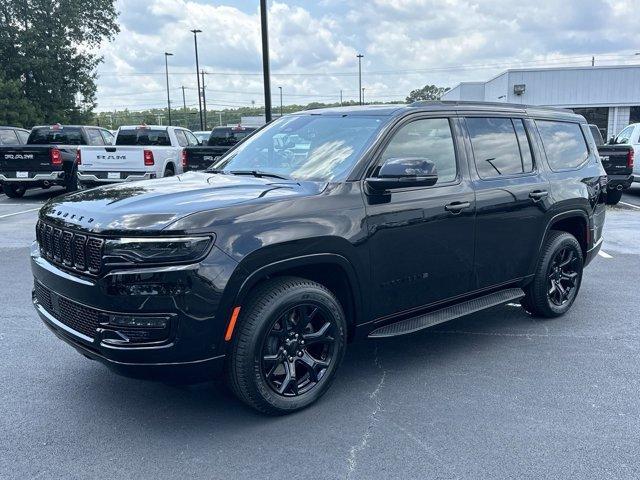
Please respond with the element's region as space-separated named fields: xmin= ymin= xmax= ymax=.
xmin=596 ymin=122 xmax=638 ymax=205
xmin=0 ymin=124 xmax=114 ymax=198
xmin=184 ymin=125 xmax=256 ymax=171
xmin=76 ymin=125 xmax=196 ymax=188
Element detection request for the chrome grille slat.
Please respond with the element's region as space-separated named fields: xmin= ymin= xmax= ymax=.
xmin=36 ymin=220 xmax=103 ymax=276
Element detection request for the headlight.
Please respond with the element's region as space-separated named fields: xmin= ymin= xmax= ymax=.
xmin=104 ymin=235 xmax=214 ymax=265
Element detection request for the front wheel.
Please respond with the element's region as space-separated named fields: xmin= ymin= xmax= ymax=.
xmin=522 ymin=231 xmax=583 ymax=318
xmin=605 ymin=189 xmax=623 ymax=205
xmin=2 ymin=184 xmax=26 ymax=198
xmin=225 ymin=277 xmax=347 ymax=415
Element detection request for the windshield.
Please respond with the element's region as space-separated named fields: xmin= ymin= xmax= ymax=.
xmin=28 ymin=127 xmax=83 ymax=145
xmin=612 ymin=125 xmax=634 ymax=145
xmin=213 ymin=115 xmax=385 ymax=181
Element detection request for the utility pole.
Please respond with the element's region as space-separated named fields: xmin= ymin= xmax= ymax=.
xmin=181 ymin=86 xmax=187 ymax=127
xmin=164 ymin=52 xmax=173 ymax=125
xmin=591 ymin=56 xmax=595 ymax=67
xmin=357 ymin=53 xmax=364 ymax=105
xmin=218 ymin=111 xmax=222 ymax=126
xmin=191 ymin=29 xmax=203 ymax=129
xmin=340 ymin=89 xmax=343 ymax=106
xmin=362 ymin=87 xmax=365 ymax=104
xmin=201 ymin=70 xmax=208 ymax=130
xmin=278 ymin=86 xmax=283 ymax=117
xmin=260 ymin=0 xmax=272 ymax=123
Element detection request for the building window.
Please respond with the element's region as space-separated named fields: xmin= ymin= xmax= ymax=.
xmin=630 ymin=107 xmax=640 ymax=125
xmin=572 ymin=107 xmax=608 ymax=140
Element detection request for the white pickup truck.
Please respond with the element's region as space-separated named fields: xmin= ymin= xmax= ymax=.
xmin=76 ymin=125 xmax=199 ymax=188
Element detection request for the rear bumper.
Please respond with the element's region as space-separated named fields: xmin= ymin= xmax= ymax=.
xmin=607 ymin=174 xmax=633 ymax=190
xmin=0 ymin=171 xmax=65 ymax=185
xmin=77 ymin=171 xmax=155 ymax=186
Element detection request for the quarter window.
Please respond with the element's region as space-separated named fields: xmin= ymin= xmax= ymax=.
xmin=467 ymin=117 xmax=532 ymax=178
xmin=536 ymin=120 xmax=589 ymax=171
xmin=379 ymin=118 xmax=457 ymax=184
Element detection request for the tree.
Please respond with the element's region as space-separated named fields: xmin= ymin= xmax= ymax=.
xmin=0 ymin=74 xmax=39 ymax=127
xmin=405 ymin=85 xmax=450 ymax=103
xmin=0 ymin=0 xmax=119 ymax=126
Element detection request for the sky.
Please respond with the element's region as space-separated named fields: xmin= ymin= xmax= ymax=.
xmin=94 ymin=0 xmax=640 ymax=112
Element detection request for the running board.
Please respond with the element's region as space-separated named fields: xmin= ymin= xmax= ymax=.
xmin=368 ymin=288 xmax=525 ymax=338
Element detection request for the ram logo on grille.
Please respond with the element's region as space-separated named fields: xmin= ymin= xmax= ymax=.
xmin=36 ymin=220 xmax=104 ymax=275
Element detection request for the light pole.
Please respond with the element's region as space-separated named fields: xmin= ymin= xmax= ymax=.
xmin=191 ymin=29 xmax=203 ymax=130
xmin=181 ymin=86 xmax=187 ymax=127
xmin=260 ymin=0 xmax=272 ymax=122
xmin=357 ymin=53 xmax=364 ymax=105
xmin=278 ymin=86 xmax=283 ymax=117
xmin=201 ymin=70 xmax=208 ymax=130
xmin=164 ymin=52 xmax=173 ymax=125
xmin=362 ymin=87 xmax=365 ymax=104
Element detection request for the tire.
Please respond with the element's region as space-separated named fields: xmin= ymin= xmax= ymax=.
xmin=66 ymin=168 xmax=78 ymax=192
xmin=522 ymin=231 xmax=584 ymax=318
xmin=225 ymin=276 xmax=347 ymax=415
xmin=163 ymin=165 xmax=175 ymax=177
xmin=605 ymin=189 xmax=623 ymax=205
xmin=2 ymin=184 xmax=26 ymax=198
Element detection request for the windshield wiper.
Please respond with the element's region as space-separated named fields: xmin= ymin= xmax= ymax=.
xmin=229 ymin=170 xmax=290 ymax=180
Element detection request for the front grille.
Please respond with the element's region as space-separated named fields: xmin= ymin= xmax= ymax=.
xmin=36 ymin=220 xmax=104 ymax=275
xmin=33 ymin=281 xmax=102 ymax=339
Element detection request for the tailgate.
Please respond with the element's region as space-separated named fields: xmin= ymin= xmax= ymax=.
xmin=597 ymin=145 xmax=633 ymax=176
xmin=0 ymin=146 xmax=54 ymax=175
xmin=185 ymin=146 xmax=227 ymax=171
xmin=79 ymin=146 xmax=145 ymax=171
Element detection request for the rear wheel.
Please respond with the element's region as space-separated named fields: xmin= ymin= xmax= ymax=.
xmin=2 ymin=184 xmax=26 ymax=198
xmin=522 ymin=231 xmax=583 ymax=318
xmin=163 ymin=165 xmax=175 ymax=177
xmin=605 ymin=189 xmax=623 ymax=205
xmin=225 ymin=276 xmax=347 ymax=415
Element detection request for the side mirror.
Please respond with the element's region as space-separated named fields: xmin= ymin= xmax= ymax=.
xmin=366 ymin=158 xmax=438 ymax=192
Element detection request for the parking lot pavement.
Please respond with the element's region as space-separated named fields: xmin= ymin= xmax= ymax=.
xmin=621 ymin=183 xmax=640 ymax=209
xmin=1 ymin=201 xmax=640 ymax=480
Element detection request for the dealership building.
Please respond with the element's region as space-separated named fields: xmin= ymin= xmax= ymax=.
xmin=441 ymin=65 xmax=640 ymax=139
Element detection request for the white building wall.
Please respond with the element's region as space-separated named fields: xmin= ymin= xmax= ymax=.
xmin=483 ymin=72 xmax=509 ymax=102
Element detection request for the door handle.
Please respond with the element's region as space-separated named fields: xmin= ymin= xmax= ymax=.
xmin=529 ymin=190 xmax=548 ymax=201
xmin=445 ymin=201 xmax=471 ymax=213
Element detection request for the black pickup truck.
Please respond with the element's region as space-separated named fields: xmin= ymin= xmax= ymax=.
xmin=32 ymin=102 xmax=606 ymax=414
xmin=184 ymin=125 xmax=256 ymax=171
xmin=592 ymin=124 xmax=635 ymax=205
xmin=0 ymin=124 xmax=114 ymax=198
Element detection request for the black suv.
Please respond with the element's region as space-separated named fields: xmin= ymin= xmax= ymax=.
xmin=32 ymin=102 xmax=606 ymax=414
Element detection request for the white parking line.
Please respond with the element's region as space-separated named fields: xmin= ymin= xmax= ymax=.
xmin=620 ymin=201 xmax=640 ymax=210
xmin=0 ymin=208 xmax=41 ymax=219
xmin=598 ymin=251 xmax=613 ymax=259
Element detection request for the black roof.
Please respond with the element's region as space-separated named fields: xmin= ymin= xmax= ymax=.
xmin=293 ymin=101 xmax=582 ymax=121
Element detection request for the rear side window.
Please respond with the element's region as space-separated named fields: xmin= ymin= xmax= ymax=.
xmin=466 ymin=117 xmax=533 ymax=178
xmin=174 ymin=130 xmax=188 ymax=147
xmin=379 ymin=118 xmax=457 ymax=184
xmin=28 ymin=127 xmax=84 ymax=145
xmin=536 ymin=121 xmax=589 ymax=171
xmin=16 ymin=130 xmax=30 ymax=143
xmin=0 ymin=129 xmax=19 ymax=145
xmin=116 ymin=128 xmax=171 ymax=146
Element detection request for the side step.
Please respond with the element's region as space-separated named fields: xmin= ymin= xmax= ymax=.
xmin=368 ymin=288 xmax=524 ymax=338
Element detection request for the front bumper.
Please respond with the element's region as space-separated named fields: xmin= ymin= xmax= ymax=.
xmin=31 ymin=242 xmax=238 ymax=382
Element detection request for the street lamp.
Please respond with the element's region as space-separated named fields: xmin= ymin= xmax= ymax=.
xmin=362 ymin=87 xmax=365 ymax=104
xmin=357 ymin=53 xmax=364 ymax=105
xmin=278 ymin=86 xmax=283 ymax=117
xmin=164 ymin=52 xmax=173 ymax=125
xmin=260 ymin=0 xmax=272 ymax=122
xmin=191 ymin=29 xmax=203 ymax=130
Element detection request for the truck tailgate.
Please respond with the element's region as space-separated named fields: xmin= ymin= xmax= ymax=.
xmin=598 ymin=145 xmax=633 ymax=176
xmin=79 ymin=146 xmax=145 ymax=171
xmin=184 ymin=146 xmax=227 ymax=171
xmin=0 ymin=146 xmax=56 ymax=176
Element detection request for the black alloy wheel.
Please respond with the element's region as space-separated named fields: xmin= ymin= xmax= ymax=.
xmin=261 ymin=304 xmax=337 ymax=397
xmin=547 ymin=246 xmax=579 ymax=307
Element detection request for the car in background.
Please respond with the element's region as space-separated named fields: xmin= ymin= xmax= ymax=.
xmin=76 ymin=125 xmax=195 ymax=188
xmin=184 ymin=125 xmax=257 ymax=171
xmin=0 ymin=126 xmax=30 ymax=145
xmin=596 ymin=123 xmax=638 ymax=205
xmin=192 ymin=131 xmax=210 ymax=145
xmin=0 ymin=124 xmax=114 ymax=198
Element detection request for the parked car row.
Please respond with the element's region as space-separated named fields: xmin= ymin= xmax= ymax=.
xmin=0 ymin=123 xmax=256 ymax=197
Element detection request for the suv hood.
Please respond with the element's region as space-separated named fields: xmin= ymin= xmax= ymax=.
xmin=40 ymin=171 xmax=322 ymax=233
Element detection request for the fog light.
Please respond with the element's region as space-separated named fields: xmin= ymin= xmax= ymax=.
xmin=108 ymin=315 xmax=168 ymax=329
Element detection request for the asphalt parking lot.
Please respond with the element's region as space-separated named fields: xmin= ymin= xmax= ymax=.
xmin=2 ymin=185 xmax=640 ymax=479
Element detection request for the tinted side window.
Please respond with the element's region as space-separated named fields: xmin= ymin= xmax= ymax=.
xmin=116 ymin=129 xmax=171 ymax=146
xmin=185 ymin=131 xmax=199 ymax=146
xmin=513 ymin=119 xmax=534 ymax=173
xmin=175 ymin=130 xmax=188 ymax=147
xmin=467 ymin=117 xmax=527 ymax=178
xmin=536 ymin=120 xmax=589 ymax=170
xmin=86 ymin=128 xmax=105 ymax=145
xmin=0 ymin=130 xmax=19 ymax=145
xmin=16 ymin=130 xmax=30 ymax=144
xmin=101 ymin=130 xmax=115 ymax=145
xmin=379 ymin=118 xmax=457 ymax=184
